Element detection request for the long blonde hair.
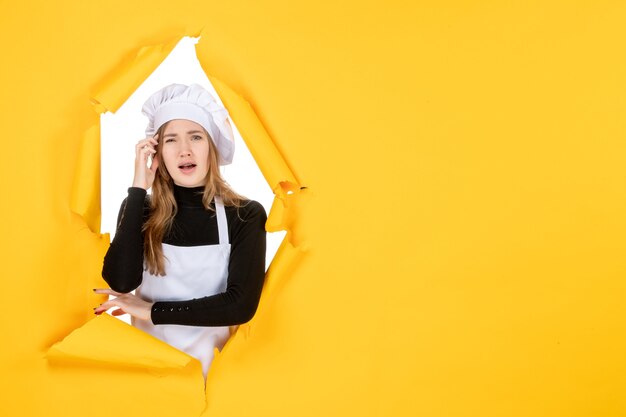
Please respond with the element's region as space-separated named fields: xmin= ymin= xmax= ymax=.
xmin=143 ymin=120 xmax=246 ymax=276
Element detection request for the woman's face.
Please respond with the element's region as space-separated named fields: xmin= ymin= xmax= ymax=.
xmin=160 ymin=119 xmax=211 ymax=188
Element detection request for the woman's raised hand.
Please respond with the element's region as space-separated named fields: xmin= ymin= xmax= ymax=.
xmin=132 ymin=134 xmax=159 ymax=190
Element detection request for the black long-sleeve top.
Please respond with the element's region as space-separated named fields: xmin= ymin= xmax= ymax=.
xmin=101 ymin=185 xmax=267 ymax=326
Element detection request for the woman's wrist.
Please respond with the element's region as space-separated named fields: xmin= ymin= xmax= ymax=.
xmin=131 ymin=180 xmax=147 ymax=190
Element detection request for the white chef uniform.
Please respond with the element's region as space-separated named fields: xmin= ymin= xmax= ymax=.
xmin=132 ymin=196 xmax=232 ymax=380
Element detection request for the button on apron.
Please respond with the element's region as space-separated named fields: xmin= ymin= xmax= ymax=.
xmin=132 ymin=196 xmax=231 ymax=380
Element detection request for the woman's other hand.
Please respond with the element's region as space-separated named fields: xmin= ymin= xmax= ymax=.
xmin=93 ymin=288 xmax=153 ymax=322
xmin=132 ymin=134 xmax=159 ymax=190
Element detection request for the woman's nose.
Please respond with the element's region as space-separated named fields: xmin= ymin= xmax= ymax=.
xmin=179 ymin=143 xmax=192 ymax=156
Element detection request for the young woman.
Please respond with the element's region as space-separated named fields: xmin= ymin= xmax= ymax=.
xmin=94 ymin=83 xmax=267 ymax=379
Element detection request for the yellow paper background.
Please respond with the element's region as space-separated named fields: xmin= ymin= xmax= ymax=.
xmin=1 ymin=1 xmax=625 ymax=416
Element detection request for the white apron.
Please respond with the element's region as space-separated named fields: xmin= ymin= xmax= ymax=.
xmin=132 ymin=196 xmax=232 ymax=379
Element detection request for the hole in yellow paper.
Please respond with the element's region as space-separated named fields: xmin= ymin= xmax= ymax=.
xmin=54 ymin=33 xmax=304 ymax=394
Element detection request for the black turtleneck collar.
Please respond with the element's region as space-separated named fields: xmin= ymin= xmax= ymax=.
xmin=173 ymin=184 xmax=210 ymax=208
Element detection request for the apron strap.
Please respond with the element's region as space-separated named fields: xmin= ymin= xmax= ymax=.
xmin=214 ymin=196 xmax=229 ymax=245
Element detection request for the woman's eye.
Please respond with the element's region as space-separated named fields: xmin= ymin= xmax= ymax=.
xmin=192 ymin=135 xmax=203 ymax=140
xmin=165 ymin=138 xmax=174 ymax=143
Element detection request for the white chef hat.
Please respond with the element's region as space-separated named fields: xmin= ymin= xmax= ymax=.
xmin=141 ymin=83 xmax=235 ymax=165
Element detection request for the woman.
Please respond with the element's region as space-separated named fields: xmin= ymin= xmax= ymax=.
xmin=94 ymin=83 xmax=267 ymax=379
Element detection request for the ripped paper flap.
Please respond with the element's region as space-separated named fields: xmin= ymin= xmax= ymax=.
xmin=47 ymin=314 xmax=194 ymax=370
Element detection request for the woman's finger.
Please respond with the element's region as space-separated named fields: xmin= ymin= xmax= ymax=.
xmin=137 ymin=147 xmax=156 ymax=165
xmin=94 ymin=294 xmax=128 ymax=312
xmin=135 ymin=139 xmax=150 ymax=150
xmin=95 ymin=302 xmax=119 ymax=315
xmin=94 ymin=300 xmax=114 ymax=314
xmin=93 ymin=288 xmax=123 ymax=296
xmin=138 ymin=141 xmax=156 ymax=151
xmin=135 ymin=139 xmax=157 ymax=153
xmin=139 ymin=149 xmax=156 ymax=161
xmin=142 ymin=135 xmax=159 ymax=144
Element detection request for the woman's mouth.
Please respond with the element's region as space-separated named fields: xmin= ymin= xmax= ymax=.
xmin=179 ymin=163 xmax=197 ymax=174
